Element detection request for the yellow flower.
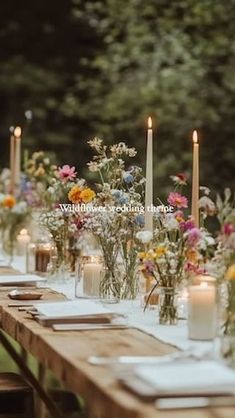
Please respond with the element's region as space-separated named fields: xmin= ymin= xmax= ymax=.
xmin=175 ymin=214 xmax=184 ymax=223
xmin=155 ymin=246 xmax=167 ymax=258
xmin=226 ymin=265 xmax=235 ymax=281
xmin=80 ymin=188 xmax=96 ymax=203
xmin=68 ymin=185 xmax=82 ymax=203
xmin=2 ymin=195 xmax=16 ymax=208
xmin=138 ymin=252 xmax=147 ymax=260
xmin=34 ymin=166 xmax=45 ymax=177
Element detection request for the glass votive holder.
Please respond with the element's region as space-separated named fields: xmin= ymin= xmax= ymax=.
xmin=75 ymin=255 xmax=103 ymax=298
xmin=177 ymin=288 xmax=188 ymax=319
xmin=26 ymin=241 xmax=53 ymax=275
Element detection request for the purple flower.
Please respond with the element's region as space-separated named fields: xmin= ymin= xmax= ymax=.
xmin=187 ymin=228 xmax=201 ymax=247
xmin=144 ymin=260 xmax=155 ymax=274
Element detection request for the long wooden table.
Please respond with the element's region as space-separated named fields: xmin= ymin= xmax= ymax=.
xmin=0 ymin=285 xmax=234 ymax=418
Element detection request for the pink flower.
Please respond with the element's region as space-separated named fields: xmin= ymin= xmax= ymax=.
xmin=184 ymin=262 xmax=205 ymax=275
xmin=58 ymin=165 xmax=77 ymax=182
xmin=223 ymin=223 xmax=235 ymax=236
xmin=167 ymin=192 xmax=188 ymax=209
xmin=180 ymin=219 xmax=195 ymax=231
xmin=187 ymin=227 xmax=201 ymax=247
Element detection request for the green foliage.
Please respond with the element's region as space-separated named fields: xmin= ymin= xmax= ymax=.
xmin=0 ymin=0 xmax=234 ymax=200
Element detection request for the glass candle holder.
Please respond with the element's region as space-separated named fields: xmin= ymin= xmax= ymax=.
xmin=75 ymin=255 xmax=103 ymax=298
xmin=26 ymin=241 xmax=53 ymax=275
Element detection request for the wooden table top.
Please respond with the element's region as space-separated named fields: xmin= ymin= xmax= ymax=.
xmin=0 ymin=273 xmax=234 ymax=418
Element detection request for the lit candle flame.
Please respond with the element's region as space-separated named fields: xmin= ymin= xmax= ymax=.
xmin=14 ymin=126 xmax=22 ymax=138
xmin=148 ymin=117 xmax=152 ymax=129
xmin=20 ymin=228 xmax=28 ymax=235
xmin=192 ymin=130 xmax=198 ymax=143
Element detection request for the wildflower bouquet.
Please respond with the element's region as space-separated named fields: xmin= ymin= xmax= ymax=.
xmin=0 ymin=194 xmax=31 ymax=262
xmin=84 ymin=138 xmax=145 ymax=300
xmin=39 ymin=164 xmax=96 ymax=279
xmin=210 ymin=188 xmax=235 ymax=281
xmin=23 ymin=151 xmax=57 ymax=207
xmin=137 ymin=175 xmax=215 ymax=323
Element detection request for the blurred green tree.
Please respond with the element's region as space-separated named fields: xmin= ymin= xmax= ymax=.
xmin=0 ymin=0 xmax=234 ymax=199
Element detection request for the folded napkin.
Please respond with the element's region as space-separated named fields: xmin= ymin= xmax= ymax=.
xmin=0 ymin=274 xmax=45 ymax=285
xmin=135 ymin=361 xmax=235 ymax=396
xmin=33 ymin=300 xmax=112 ymax=318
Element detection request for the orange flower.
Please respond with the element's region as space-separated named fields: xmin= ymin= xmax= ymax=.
xmin=2 ymin=195 xmax=16 ymax=208
xmin=80 ymin=188 xmax=96 ymax=203
xmin=185 ymin=248 xmax=199 ymax=263
xmin=68 ymin=185 xmax=82 ymax=203
xmin=226 ymin=265 xmax=235 ymax=281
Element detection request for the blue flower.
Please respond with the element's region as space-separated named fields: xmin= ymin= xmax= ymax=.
xmin=111 ymin=189 xmax=121 ymax=199
xmin=135 ymin=214 xmax=145 ymax=227
xmin=123 ymin=171 xmax=134 ymax=184
xmin=119 ymin=192 xmax=129 ymax=204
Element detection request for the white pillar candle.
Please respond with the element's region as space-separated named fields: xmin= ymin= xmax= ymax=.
xmin=193 ymin=274 xmax=216 ymax=286
xmin=188 ymin=283 xmax=217 ymax=340
xmin=83 ymin=258 xmax=103 ymax=297
xmin=144 ymin=117 xmax=153 ymax=233
xmin=16 ymin=228 xmax=30 ymax=255
xmin=191 ymin=130 xmax=199 ymax=228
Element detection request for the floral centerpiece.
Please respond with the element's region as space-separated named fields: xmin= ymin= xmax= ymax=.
xmin=0 ymin=194 xmax=30 ymax=263
xmin=39 ymin=164 xmax=95 ymax=279
xmin=23 ymin=151 xmax=57 ymax=207
xmin=137 ymin=175 xmax=215 ymax=324
xmin=220 ymin=264 xmax=235 ymax=368
xmin=209 ymin=188 xmax=235 ymax=281
xmin=84 ymin=138 xmax=145 ymax=300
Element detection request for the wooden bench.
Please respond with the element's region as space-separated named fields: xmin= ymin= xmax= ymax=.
xmin=0 ymin=372 xmax=34 ymax=417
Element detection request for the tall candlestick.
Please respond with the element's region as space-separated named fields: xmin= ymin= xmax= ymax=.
xmin=14 ymin=126 xmax=22 ymax=190
xmin=191 ymin=130 xmax=199 ymax=228
xmin=145 ymin=117 xmax=153 ymax=233
xmin=188 ymin=282 xmax=216 ymax=340
xmin=9 ymin=127 xmax=15 ymax=194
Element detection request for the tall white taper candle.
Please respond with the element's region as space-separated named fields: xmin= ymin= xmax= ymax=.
xmin=191 ymin=130 xmax=199 ymax=228
xmin=144 ymin=117 xmax=153 ymax=233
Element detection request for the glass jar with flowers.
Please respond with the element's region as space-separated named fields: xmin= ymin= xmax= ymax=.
xmin=85 ymin=138 xmax=145 ymax=300
xmin=38 ymin=162 xmax=96 ymax=282
xmin=137 ymin=175 xmax=215 ymax=325
xmin=0 ymin=194 xmax=30 ymax=265
xmin=220 ymin=265 xmax=235 ymax=367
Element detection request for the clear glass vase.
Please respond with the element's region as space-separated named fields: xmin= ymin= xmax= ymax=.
xmin=158 ymin=287 xmax=178 ymax=325
xmin=46 ymin=239 xmax=71 ymax=283
xmin=2 ymin=228 xmax=15 ymax=266
xmin=99 ymin=266 xmax=121 ymax=303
